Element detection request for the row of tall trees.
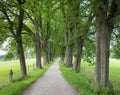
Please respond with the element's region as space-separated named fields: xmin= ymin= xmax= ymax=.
xmin=0 ymin=0 xmax=120 ymax=88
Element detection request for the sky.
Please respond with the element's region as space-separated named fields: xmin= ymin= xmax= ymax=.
xmin=0 ymin=41 xmax=8 ymax=56
xmin=0 ymin=50 xmax=6 ymax=56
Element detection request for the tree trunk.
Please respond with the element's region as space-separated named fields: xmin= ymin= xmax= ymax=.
xmin=48 ymin=43 xmax=53 ymax=62
xmin=43 ymin=40 xmax=49 ymax=65
xmin=64 ymin=28 xmax=73 ymax=67
xmin=73 ymin=38 xmax=84 ymax=72
xmin=22 ymin=23 xmax=42 ymax=69
xmin=65 ymin=45 xmax=73 ymax=67
xmin=16 ymin=36 xmax=27 ymax=77
xmin=94 ymin=7 xmax=112 ymax=87
xmin=16 ymin=4 xmax=27 ymax=77
xmin=43 ymin=50 xmax=49 ymax=65
xmin=33 ymin=34 xmax=42 ymax=69
xmin=60 ymin=46 xmax=66 ymax=63
xmin=64 ymin=31 xmax=69 ymax=64
xmin=34 ymin=20 xmax=42 ymax=69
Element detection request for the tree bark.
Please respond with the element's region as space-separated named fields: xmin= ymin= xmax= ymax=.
xmin=34 ymin=20 xmax=42 ymax=69
xmin=73 ymin=37 xmax=84 ymax=72
xmin=16 ymin=5 xmax=27 ymax=77
xmin=65 ymin=45 xmax=73 ymax=67
xmin=23 ymin=23 xmax=42 ymax=69
xmin=16 ymin=36 xmax=27 ymax=77
xmin=48 ymin=43 xmax=53 ymax=62
xmin=94 ymin=4 xmax=112 ymax=87
xmin=65 ymin=29 xmax=73 ymax=67
xmin=43 ymin=51 xmax=49 ymax=65
xmin=43 ymin=40 xmax=49 ymax=65
xmin=94 ymin=0 xmax=120 ymax=87
xmin=33 ymin=34 xmax=42 ymax=69
xmin=60 ymin=46 xmax=66 ymax=63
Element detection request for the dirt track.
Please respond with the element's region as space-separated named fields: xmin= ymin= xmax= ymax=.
xmin=22 ymin=60 xmax=79 ymax=95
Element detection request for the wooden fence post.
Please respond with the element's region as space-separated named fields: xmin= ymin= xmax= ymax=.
xmin=9 ymin=69 xmax=13 ymax=82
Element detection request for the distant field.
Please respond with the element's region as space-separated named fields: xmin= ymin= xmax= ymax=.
xmin=81 ymin=59 xmax=120 ymax=94
xmin=0 ymin=59 xmax=36 ymax=87
xmin=109 ymin=59 xmax=120 ymax=92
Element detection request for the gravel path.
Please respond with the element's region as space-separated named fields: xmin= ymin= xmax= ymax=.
xmin=22 ymin=60 xmax=79 ymax=95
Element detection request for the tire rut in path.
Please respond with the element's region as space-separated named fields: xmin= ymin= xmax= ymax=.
xmin=22 ymin=60 xmax=79 ymax=95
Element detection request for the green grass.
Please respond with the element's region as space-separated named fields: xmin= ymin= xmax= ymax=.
xmin=109 ymin=59 xmax=120 ymax=94
xmin=59 ymin=59 xmax=120 ymax=95
xmin=0 ymin=59 xmax=53 ymax=95
xmin=0 ymin=59 xmax=36 ymax=87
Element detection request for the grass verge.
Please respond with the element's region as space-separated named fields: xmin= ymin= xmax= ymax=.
xmin=59 ymin=61 xmax=120 ymax=95
xmin=59 ymin=63 xmax=94 ymax=95
xmin=0 ymin=62 xmax=53 ymax=95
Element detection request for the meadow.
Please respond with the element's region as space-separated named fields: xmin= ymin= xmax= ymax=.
xmin=0 ymin=59 xmax=36 ymax=88
xmin=59 ymin=59 xmax=120 ymax=95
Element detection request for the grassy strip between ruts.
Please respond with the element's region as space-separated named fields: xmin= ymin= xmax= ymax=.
xmin=59 ymin=61 xmax=120 ymax=95
xmin=0 ymin=62 xmax=53 ymax=95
